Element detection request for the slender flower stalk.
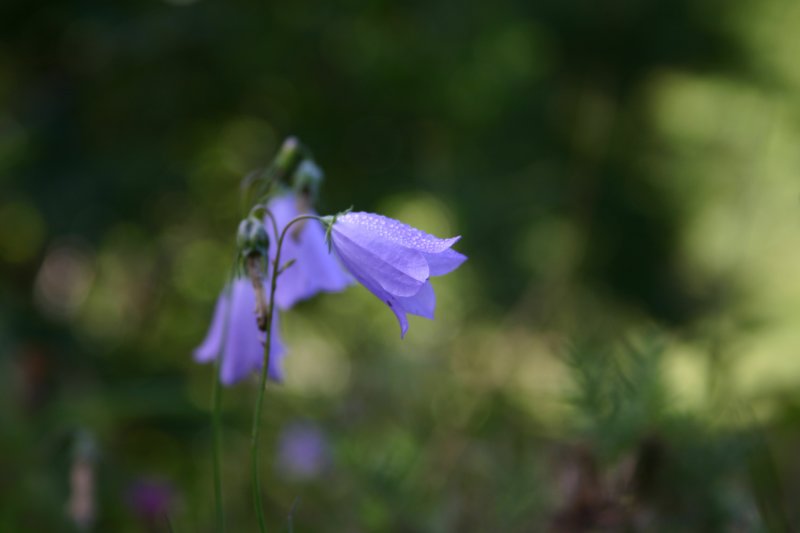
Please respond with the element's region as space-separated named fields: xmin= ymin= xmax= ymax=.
xmin=209 ymin=274 xmax=236 ymax=533
xmin=195 ymin=227 xmax=284 ymax=531
xmin=211 ymin=351 xmax=225 ymax=533
xmin=250 ymin=213 xmax=321 ymax=533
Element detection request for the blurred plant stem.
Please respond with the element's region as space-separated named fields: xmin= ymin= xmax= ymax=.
xmin=212 ymin=352 xmax=225 ymax=533
xmin=165 ymin=513 xmax=176 ymax=533
xmin=250 ymin=305 xmax=272 ymax=532
xmin=210 ymin=279 xmax=238 ymax=532
xmin=287 ymin=497 xmax=299 ymax=533
xmin=250 ymin=213 xmax=320 ymax=532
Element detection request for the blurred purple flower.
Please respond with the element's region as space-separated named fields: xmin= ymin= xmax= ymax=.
xmin=328 ymin=212 xmax=466 ymax=337
xmin=194 ymin=278 xmax=286 ymax=386
xmin=267 ymin=193 xmax=351 ymax=310
xmin=277 ymin=421 xmax=330 ymax=481
xmin=126 ymin=478 xmax=174 ymax=523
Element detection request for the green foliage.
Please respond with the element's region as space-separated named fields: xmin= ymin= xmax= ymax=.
xmin=565 ymin=334 xmax=765 ymax=531
xmin=2 ymin=0 xmax=800 ymax=529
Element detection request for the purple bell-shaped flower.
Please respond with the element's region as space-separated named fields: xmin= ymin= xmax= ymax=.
xmin=326 ymin=211 xmax=466 ymax=337
xmin=267 ymin=192 xmax=352 ymax=310
xmin=194 ymin=278 xmax=286 ymax=386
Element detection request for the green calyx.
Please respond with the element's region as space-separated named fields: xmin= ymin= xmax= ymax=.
xmin=320 ymin=207 xmax=352 ymax=252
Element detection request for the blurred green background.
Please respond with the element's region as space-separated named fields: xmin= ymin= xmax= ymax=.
xmin=2 ymin=0 xmax=800 ymax=530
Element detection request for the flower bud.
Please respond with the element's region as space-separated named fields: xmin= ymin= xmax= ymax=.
xmin=274 ymin=136 xmax=303 ymax=185
xmin=236 ymin=216 xmax=270 ymax=258
xmin=292 ymin=160 xmax=324 ymax=201
xmin=236 ymin=218 xmax=270 ymax=317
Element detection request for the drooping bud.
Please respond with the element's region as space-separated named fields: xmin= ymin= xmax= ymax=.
xmin=236 ymin=217 xmax=271 ymax=331
xmin=273 ymin=136 xmax=304 ymax=186
xmin=236 ymin=216 xmax=270 ymax=259
xmin=292 ymin=160 xmax=324 ymax=203
xmin=242 ymin=137 xmax=303 ymax=201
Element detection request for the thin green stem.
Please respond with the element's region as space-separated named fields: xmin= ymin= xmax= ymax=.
xmin=287 ymin=497 xmax=299 ymax=533
xmin=250 ymin=343 xmax=271 ymax=532
xmin=164 ymin=513 xmax=176 ymax=533
xmin=210 ymin=265 xmax=236 ymax=533
xmin=263 ymin=210 xmax=280 ymax=243
xmin=250 ymin=213 xmax=323 ymax=532
xmin=211 ymin=355 xmax=225 ymax=533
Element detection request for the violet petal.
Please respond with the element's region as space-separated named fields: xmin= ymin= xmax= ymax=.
xmin=194 ymin=279 xmax=285 ymax=386
xmin=335 ymin=212 xmax=460 ymax=253
xmin=424 ymin=248 xmax=468 ymax=276
xmin=220 ymin=279 xmax=264 ymax=385
xmin=395 ymin=280 xmax=436 ymax=320
xmin=332 ymin=249 xmax=414 ymax=337
xmin=331 ymin=230 xmax=428 ymax=297
xmin=193 ymin=293 xmax=229 ymax=363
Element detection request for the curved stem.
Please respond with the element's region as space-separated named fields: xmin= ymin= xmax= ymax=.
xmin=246 ymin=204 xmax=280 ymax=245
xmin=250 ymin=213 xmax=322 ymax=532
xmin=262 ymin=210 xmax=280 ymax=244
